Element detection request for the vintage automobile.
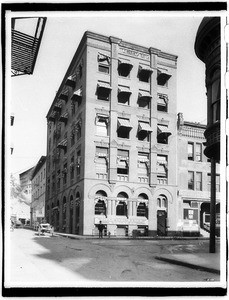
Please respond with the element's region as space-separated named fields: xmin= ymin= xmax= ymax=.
xmin=38 ymin=223 xmax=54 ymax=236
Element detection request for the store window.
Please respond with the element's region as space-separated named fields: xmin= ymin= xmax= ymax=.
xmin=116 ymin=192 xmax=128 ymax=216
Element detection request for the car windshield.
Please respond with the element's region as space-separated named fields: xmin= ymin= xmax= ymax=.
xmin=40 ymin=224 xmax=50 ymax=228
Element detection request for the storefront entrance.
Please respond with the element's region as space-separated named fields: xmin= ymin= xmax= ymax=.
xmin=157 ymin=210 xmax=167 ymax=236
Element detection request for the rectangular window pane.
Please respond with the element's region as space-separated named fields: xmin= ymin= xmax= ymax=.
xmin=196 ymin=143 xmax=202 ymax=162
xmin=188 ymin=171 xmax=194 ymax=190
xmin=188 ymin=142 xmax=194 ymax=160
xmin=196 ymin=172 xmax=202 ymax=191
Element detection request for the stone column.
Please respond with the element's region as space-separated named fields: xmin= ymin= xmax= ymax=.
xmin=128 ymin=200 xmax=133 ymax=217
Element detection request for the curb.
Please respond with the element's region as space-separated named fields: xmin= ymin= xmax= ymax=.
xmin=154 ymin=256 xmax=220 ymax=275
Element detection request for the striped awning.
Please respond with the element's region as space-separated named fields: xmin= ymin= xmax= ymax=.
xmin=118 ymin=59 xmax=133 ymax=68
xmin=139 ymin=64 xmax=153 ymax=73
xmin=138 ymin=122 xmax=153 ymax=132
xmin=118 ymin=86 xmax=132 ymax=95
xmin=59 ymin=112 xmax=68 ymax=123
xmin=57 ymin=139 xmax=67 ymax=149
xmin=117 ymin=118 xmax=132 ymax=129
xmin=97 ymin=81 xmax=112 ymax=90
xmin=71 ymin=88 xmax=82 ymax=101
xmin=66 ymin=74 xmax=76 ymax=87
xmin=157 ymin=94 xmax=168 ymax=105
xmin=157 ymin=125 xmax=171 ymax=137
xmin=157 ymin=70 xmax=171 ymax=85
xmin=138 ymin=90 xmax=152 ymax=99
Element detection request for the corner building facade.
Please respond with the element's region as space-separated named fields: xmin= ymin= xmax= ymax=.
xmin=46 ymin=31 xmax=178 ymax=236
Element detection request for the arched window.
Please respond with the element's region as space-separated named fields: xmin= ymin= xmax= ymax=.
xmin=95 ymin=200 xmax=106 ymax=215
xmin=95 ymin=191 xmax=107 ymax=215
xmin=137 ymin=193 xmax=148 ymax=218
xmin=157 ymin=194 xmax=167 ymax=210
xmin=116 ymin=192 xmax=128 ymax=216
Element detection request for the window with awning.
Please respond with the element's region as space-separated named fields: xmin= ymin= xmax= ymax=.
xmin=59 ymin=87 xmax=69 ymax=102
xmin=157 ymin=124 xmax=171 ymax=144
xmin=48 ymin=111 xmax=57 ymax=122
xmin=59 ymin=112 xmax=68 ymax=124
xmin=97 ymin=81 xmax=112 ymax=100
xmin=117 ymin=149 xmax=129 ymax=175
xmin=138 ymin=122 xmax=152 ymax=141
xmin=157 ymin=69 xmax=171 ymax=86
xmin=96 ymin=115 xmax=108 ymax=136
xmin=65 ymin=74 xmax=76 ymax=88
xmin=71 ymin=88 xmax=82 ymax=105
xmin=57 ymin=139 xmax=67 ymax=150
xmin=117 ymin=118 xmax=132 ymax=139
xmin=138 ymin=64 xmax=153 ymax=82
xmin=157 ymin=155 xmax=168 ymax=178
xmin=118 ymin=85 xmax=131 ymax=105
xmin=118 ymin=59 xmax=133 ymax=77
xmin=157 ymin=93 xmax=168 ymax=112
xmin=138 ymin=90 xmax=152 ymax=108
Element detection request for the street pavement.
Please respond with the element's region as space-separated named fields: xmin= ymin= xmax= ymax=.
xmin=56 ymin=232 xmax=221 ymax=275
xmin=5 ymin=228 xmax=226 ymax=288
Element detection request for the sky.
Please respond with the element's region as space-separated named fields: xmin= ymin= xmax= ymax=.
xmin=8 ymin=11 xmax=213 ymax=179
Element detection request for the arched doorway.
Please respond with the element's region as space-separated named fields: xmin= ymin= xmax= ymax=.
xmin=157 ymin=194 xmax=167 ymax=236
xmin=70 ymin=195 xmax=74 ymax=234
xmin=116 ymin=192 xmax=128 ymax=236
xmin=62 ymin=197 xmax=66 ymax=232
xmin=75 ymin=192 xmax=80 ymax=234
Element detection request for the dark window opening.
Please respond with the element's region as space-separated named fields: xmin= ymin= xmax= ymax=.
xmin=138 ymin=98 xmax=150 ymax=109
xmin=116 ymin=201 xmax=127 ymax=216
xmin=137 ymin=202 xmax=148 ymax=218
xmin=138 ymin=130 xmax=149 ymax=141
xmin=97 ymin=88 xmax=110 ymax=101
xmin=118 ymin=92 xmax=130 ymax=105
xmin=95 ymin=200 xmax=106 ymax=215
xmin=117 ymin=127 xmax=130 ymax=139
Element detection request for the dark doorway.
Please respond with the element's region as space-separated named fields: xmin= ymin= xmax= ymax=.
xmin=157 ymin=210 xmax=167 ymax=236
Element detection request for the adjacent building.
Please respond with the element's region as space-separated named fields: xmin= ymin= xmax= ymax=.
xmin=31 ymin=156 xmax=46 ymax=225
xmin=177 ymin=113 xmax=220 ymax=236
xmin=45 ymin=31 xmax=179 ymax=236
xmin=19 ymin=167 xmax=34 ymax=199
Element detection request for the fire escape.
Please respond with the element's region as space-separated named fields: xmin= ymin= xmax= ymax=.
xmin=11 ymin=17 xmax=47 ymax=77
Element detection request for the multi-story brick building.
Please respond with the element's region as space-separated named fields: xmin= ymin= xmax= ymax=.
xmin=31 ymin=156 xmax=46 ymax=226
xmin=46 ymin=31 xmax=179 ymax=236
xmin=19 ymin=167 xmax=34 ymax=198
xmin=177 ymin=113 xmax=220 ymax=236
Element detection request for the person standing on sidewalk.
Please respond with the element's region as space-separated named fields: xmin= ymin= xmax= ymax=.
xmin=98 ymin=221 xmax=105 ymax=238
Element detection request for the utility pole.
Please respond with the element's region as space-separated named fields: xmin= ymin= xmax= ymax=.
xmin=209 ymin=158 xmax=216 ymax=253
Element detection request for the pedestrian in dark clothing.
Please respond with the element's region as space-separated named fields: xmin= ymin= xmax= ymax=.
xmin=98 ymin=221 xmax=104 ymax=238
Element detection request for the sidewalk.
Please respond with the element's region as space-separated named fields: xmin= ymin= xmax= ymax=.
xmin=155 ymin=253 xmax=220 ymax=275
